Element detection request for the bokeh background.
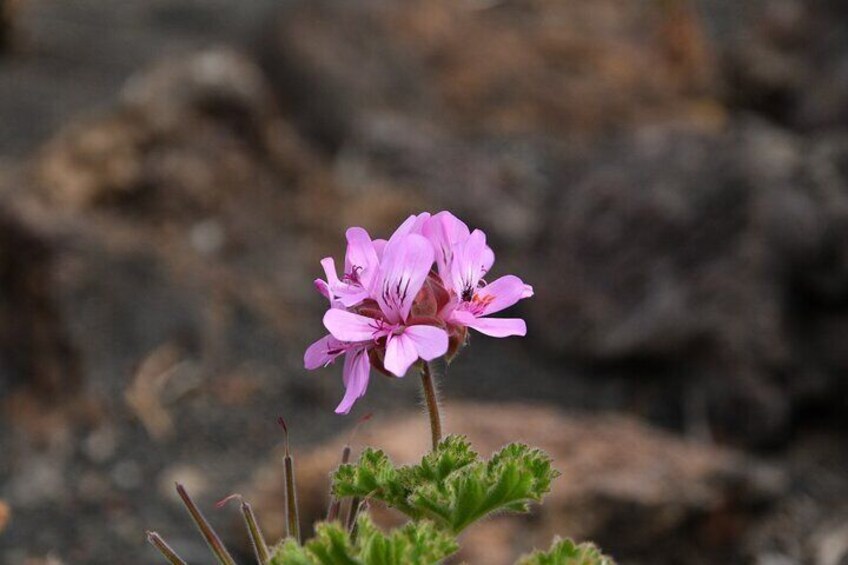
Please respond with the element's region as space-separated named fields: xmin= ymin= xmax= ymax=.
xmin=1 ymin=1 xmax=847 ymax=563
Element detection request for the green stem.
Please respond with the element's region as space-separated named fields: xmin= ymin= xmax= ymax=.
xmin=419 ymin=362 xmax=442 ymax=451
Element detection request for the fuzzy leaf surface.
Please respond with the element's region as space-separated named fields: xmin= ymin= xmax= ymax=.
xmin=268 ymin=515 xmax=457 ymax=565
xmin=518 ymin=537 xmax=615 ymax=565
xmin=331 ymin=435 xmax=559 ymax=533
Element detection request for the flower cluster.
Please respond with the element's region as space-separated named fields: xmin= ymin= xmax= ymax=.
xmin=304 ymin=212 xmax=533 ymax=414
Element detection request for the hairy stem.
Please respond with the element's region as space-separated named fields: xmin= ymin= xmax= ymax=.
xmin=326 ymin=444 xmax=351 ymax=522
xmin=240 ymin=500 xmax=270 ymax=564
xmin=175 ymin=483 xmax=237 ymax=565
xmin=284 ymin=454 xmax=300 ymax=543
xmin=419 ymin=361 xmax=442 ymax=451
xmin=146 ymin=531 xmax=188 ymax=565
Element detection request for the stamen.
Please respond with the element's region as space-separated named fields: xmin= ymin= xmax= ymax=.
xmin=343 ymin=265 xmax=363 ymax=285
xmin=461 ymin=286 xmax=474 ymax=302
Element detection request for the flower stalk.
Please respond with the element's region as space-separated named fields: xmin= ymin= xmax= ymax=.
xmin=175 ymin=483 xmax=237 ymax=565
xmin=420 ymin=361 xmax=442 ymax=451
xmin=216 ymin=494 xmax=270 ymax=565
xmin=278 ymin=417 xmax=301 ymax=543
xmin=146 ymin=531 xmax=188 ymax=565
xmin=326 ymin=444 xmax=351 ymax=522
xmin=350 ymin=500 xmax=368 ymax=543
xmin=241 ymin=499 xmax=270 ymax=564
xmin=327 ymin=412 xmax=371 ymax=521
xmin=346 ymin=496 xmax=362 ymax=532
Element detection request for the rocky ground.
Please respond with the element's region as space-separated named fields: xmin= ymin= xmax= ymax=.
xmin=1 ymin=0 xmax=847 ymax=563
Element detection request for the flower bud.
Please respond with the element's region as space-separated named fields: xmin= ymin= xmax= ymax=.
xmin=445 ymin=325 xmax=468 ymax=363
xmin=368 ymin=348 xmax=394 ymax=378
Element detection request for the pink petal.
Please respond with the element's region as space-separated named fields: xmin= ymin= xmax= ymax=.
xmin=345 ymin=227 xmax=379 ymax=290
xmin=384 ymin=333 xmax=419 ymax=377
xmin=323 ymin=309 xmax=380 ymax=342
xmin=422 ymin=211 xmax=470 ymax=281
xmin=450 ymin=229 xmax=490 ymax=297
xmin=521 ymin=284 xmax=534 ymax=299
xmin=321 ymin=253 xmax=371 ymax=307
xmin=320 ymin=257 xmax=341 ymax=287
xmin=481 ymin=246 xmax=495 ymax=276
xmin=314 ymin=279 xmax=331 ymax=301
xmin=464 ymin=316 xmax=527 ymax=338
xmin=376 ymin=233 xmax=435 ymax=323
xmin=404 ymin=325 xmax=449 ymax=361
xmin=451 ymin=310 xmax=527 ymax=337
xmin=477 ymin=275 xmax=531 ymax=315
xmin=373 ymin=239 xmax=387 ymax=260
xmin=335 ymin=347 xmax=371 ymax=414
xmin=336 ymin=288 xmax=370 ymax=308
xmin=304 ymin=334 xmax=346 ymax=369
xmin=387 ymin=213 xmax=431 ymax=247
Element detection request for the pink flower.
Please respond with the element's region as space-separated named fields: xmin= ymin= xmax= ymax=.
xmin=304 ymin=211 xmax=531 ymax=414
xmin=304 ymin=335 xmax=371 ymax=414
xmin=447 ymin=230 xmax=533 ymax=337
xmin=423 ymin=214 xmax=533 ymax=338
xmin=387 ymin=212 xmax=431 ymax=242
xmin=315 ymin=227 xmax=380 ymax=307
xmin=423 ymin=211 xmax=489 ymax=283
xmin=323 ymin=233 xmax=448 ymax=376
xmin=305 ymin=230 xmax=448 ymax=414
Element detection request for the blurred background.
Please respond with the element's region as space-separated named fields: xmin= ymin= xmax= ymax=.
xmin=0 ymin=0 xmax=847 ymax=563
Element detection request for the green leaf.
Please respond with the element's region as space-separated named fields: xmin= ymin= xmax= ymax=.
xmin=267 ymin=515 xmax=458 ymax=565
xmin=332 ymin=448 xmax=417 ymax=517
xmin=333 ymin=449 xmax=395 ymax=498
xmin=410 ymin=442 xmax=558 ymax=533
xmin=308 ymin=521 xmax=361 ymax=565
xmin=517 ymin=537 xmax=615 ymax=565
xmin=268 ymin=538 xmax=316 ymax=565
xmin=330 ymin=436 xmax=559 ymax=535
xmin=411 ymin=435 xmax=479 ymax=486
xmin=357 ymin=515 xmax=458 ymax=565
